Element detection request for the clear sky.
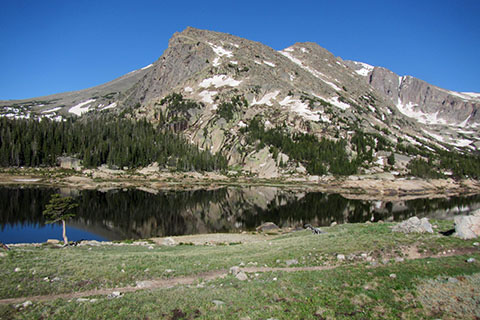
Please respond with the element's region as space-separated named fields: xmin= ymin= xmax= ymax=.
xmin=1 ymin=0 xmax=479 ymax=100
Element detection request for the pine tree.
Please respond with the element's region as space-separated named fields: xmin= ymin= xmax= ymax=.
xmin=42 ymin=194 xmax=78 ymax=245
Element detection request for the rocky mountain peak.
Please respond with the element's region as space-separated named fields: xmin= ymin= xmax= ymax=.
xmin=1 ymin=28 xmax=479 ymax=178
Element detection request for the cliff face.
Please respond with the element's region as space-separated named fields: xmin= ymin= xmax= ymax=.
xmin=345 ymin=61 xmax=480 ymax=127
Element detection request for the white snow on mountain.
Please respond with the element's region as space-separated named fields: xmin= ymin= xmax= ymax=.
xmin=69 ymin=99 xmax=96 ymax=116
xmin=199 ymin=75 xmax=242 ymax=88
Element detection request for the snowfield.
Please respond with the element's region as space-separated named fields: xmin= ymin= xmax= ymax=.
xmin=251 ymin=91 xmax=280 ymax=106
xmin=396 ymin=98 xmax=449 ymax=126
xmin=326 ymin=96 xmax=350 ymax=110
xmin=278 ymin=96 xmax=321 ymax=121
xmin=69 ymin=99 xmax=96 ymax=116
xmin=199 ymin=90 xmax=217 ymax=104
xmin=102 ymin=102 xmax=117 ymax=110
xmin=351 ymin=61 xmax=374 ymax=77
xmin=199 ymin=75 xmax=242 ymax=88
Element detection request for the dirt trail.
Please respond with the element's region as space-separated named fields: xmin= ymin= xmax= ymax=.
xmin=2 ymin=248 xmax=478 ymax=305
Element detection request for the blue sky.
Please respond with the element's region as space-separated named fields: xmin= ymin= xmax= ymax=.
xmin=1 ymin=0 xmax=479 ymax=100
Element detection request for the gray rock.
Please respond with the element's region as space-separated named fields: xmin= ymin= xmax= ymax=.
xmin=392 ymin=217 xmax=433 ymax=233
xmin=107 ymin=291 xmax=123 ymax=299
xmin=163 ymin=237 xmax=176 ymax=246
xmin=454 ymin=215 xmax=480 ymax=239
xmin=236 ymin=271 xmax=248 ymax=281
xmin=229 ymin=266 xmax=241 ymax=275
xmin=285 ymin=259 xmax=298 ymax=266
xmin=467 ymin=258 xmax=476 ymax=263
xmin=256 ymin=222 xmax=279 ymax=232
xmin=447 ymin=277 xmax=459 ymax=283
xmin=336 ymin=254 xmax=345 ymax=261
xmin=14 ymin=267 xmax=21 ymax=272
xmin=389 ymin=273 xmax=397 ymax=279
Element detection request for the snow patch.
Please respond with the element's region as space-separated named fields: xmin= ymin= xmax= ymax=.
xmin=351 ymin=61 xmax=374 ymax=77
xmin=458 ymin=114 xmax=472 ymax=128
xmin=326 ymin=97 xmax=350 ymax=110
xmin=212 ymin=57 xmax=221 ymax=67
xmin=209 ymin=43 xmax=233 ymax=58
xmin=422 ymin=130 xmax=473 ymax=148
xmin=184 ymin=87 xmax=193 ymax=93
xmin=199 ymin=75 xmax=242 ymax=88
xmin=280 ymin=50 xmax=340 ymax=91
xmin=446 ymin=90 xmax=480 ymax=102
xmin=238 ymin=121 xmax=247 ymax=128
xmin=199 ymin=91 xmax=217 ymax=104
xmin=229 ymin=60 xmax=238 ymax=65
xmin=283 ymin=47 xmax=294 ymax=52
xmin=102 ymin=102 xmax=117 ymax=110
xmin=69 ymin=99 xmax=96 ymax=116
xmin=254 ymin=60 xmax=262 ymax=65
xmin=403 ymin=135 xmax=421 ymax=146
xmin=42 ymin=107 xmax=62 ymax=113
xmin=251 ymin=91 xmax=280 ymax=106
xmin=460 ymin=92 xmax=480 ymax=100
xmin=141 ymin=64 xmax=153 ymax=70
xmin=396 ymin=98 xmax=448 ymax=126
xmin=375 ymin=157 xmax=385 ymax=166
xmin=278 ymin=96 xmax=321 ymax=121
xmin=300 ymin=47 xmax=309 ymax=53
xmin=263 ymin=60 xmax=276 ymax=67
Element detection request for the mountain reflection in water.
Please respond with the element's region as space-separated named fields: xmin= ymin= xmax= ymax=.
xmin=1 ymin=186 xmax=479 ymax=243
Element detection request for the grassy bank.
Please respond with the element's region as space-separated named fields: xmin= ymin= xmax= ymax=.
xmin=1 ymin=221 xmax=479 ymax=319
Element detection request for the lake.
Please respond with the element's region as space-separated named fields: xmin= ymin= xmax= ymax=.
xmin=1 ymin=186 xmax=479 ymax=243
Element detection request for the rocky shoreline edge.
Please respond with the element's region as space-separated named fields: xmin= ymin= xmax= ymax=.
xmin=1 ymin=168 xmax=480 ymax=201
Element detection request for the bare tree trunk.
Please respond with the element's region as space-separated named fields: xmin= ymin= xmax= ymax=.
xmin=62 ymin=220 xmax=68 ymax=245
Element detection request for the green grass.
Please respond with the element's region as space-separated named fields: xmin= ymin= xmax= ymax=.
xmin=1 ymin=221 xmax=479 ymax=319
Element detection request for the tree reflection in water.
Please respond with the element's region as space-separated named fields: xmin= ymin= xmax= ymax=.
xmin=1 ymin=186 xmax=479 ymax=242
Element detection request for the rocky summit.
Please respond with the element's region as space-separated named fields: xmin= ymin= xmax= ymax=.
xmin=1 ymin=27 xmax=479 ymax=178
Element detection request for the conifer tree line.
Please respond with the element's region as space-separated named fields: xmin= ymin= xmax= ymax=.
xmin=0 ymin=116 xmax=227 ymax=171
xmin=242 ymin=118 xmax=357 ymax=175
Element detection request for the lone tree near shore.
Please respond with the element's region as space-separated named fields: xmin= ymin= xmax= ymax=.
xmin=43 ymin=194 xmax=78 ymax=245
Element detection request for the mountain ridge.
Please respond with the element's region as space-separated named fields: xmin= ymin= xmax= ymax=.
xmin=1 ymin=27 xmax=479 ymax=178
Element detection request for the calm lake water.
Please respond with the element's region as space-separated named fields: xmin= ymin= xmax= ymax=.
xmin=1 ymin=186 xmax=479 ymax=243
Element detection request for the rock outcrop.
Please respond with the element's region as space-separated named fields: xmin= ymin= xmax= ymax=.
xmin=392 ymin=216 xmax=433 ymax=234
xmin=454 ymin=210 xmax=480 ymax=239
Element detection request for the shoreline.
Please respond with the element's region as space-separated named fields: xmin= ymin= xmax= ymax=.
xmin=0 ymin=168 xmax=480 ymax=201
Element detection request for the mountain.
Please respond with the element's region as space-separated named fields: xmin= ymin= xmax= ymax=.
xmin=1 ymin=27 xmax=479 ymax=178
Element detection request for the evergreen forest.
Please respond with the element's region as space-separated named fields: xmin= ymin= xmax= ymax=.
xmin=0 ymin=117 xmax=227 ymax=171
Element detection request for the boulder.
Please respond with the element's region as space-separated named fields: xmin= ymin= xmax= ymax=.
xmin=163 ymin=237 xmax=176 ymax=246
xmin=256 ymin=222 xmax=279 ymax=232
xmin=235 ymin=271 xmax=248 ymax=281
xmin=392 ymin=217 xmax=433 ymax=233
xmin=229 ymin=266 xmax=241 ymax=275
xmin=454 ymin=212 xmax=480 ymax=239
